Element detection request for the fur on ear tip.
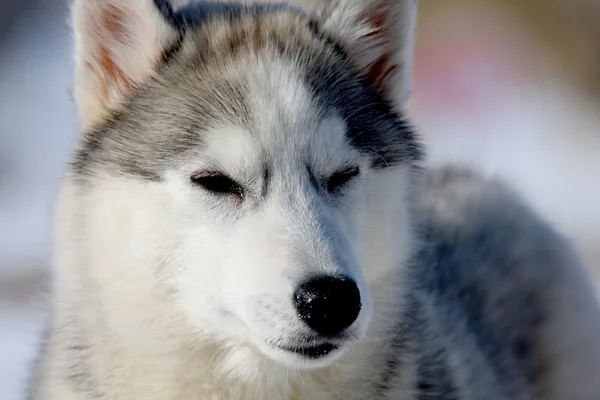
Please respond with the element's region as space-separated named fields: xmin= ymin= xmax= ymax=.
xmin=315 ymin=0 xmax=418 ymax=107
xmin=73 ymin=0 xmax=181 ymax=129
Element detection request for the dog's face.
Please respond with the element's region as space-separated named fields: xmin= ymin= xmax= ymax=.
xmin=67 ymin=0 xmax=420 ymax=369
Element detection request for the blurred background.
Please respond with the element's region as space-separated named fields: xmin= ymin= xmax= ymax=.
xmin=1 ymin=0 xmax=599 ymax=398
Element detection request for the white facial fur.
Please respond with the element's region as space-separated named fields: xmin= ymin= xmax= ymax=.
xmin=155 ymin=60 xmax=378 ymax=367
xmin=55 ymin=56 xmax=414 ymax=371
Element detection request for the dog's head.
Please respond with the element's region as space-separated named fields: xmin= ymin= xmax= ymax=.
xmin=67 ymin=0 xmax=421 ymax=369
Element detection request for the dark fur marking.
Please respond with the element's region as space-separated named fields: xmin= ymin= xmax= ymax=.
xmin=305 ymin=165 xmax=320 ymax=192
xmin=375 ymin=293 xmax=419 ymax=395
xmin=159 ymin=31 xmax=186 ymax=67
xmin=416 ymin=349 xmax=458 ymax=400
xmin=408 ymin=203 xmax=550 ymax=397
xmin=46 ymin=319 xmax=108 ymax=399
xmin=306 ymin=17 xmax=348 ymax=61
xmin=305 ymin=17 xmax=424 ymax=168
xmin=154 ymin=0 xmax=186 ymax=30
xmin=169 ymin=1 xmax=302 ymax=31
xmin=261 ymin=164 xmax=271 ymax=198
xmin=305 ymin=56 xmax=423 ymax=168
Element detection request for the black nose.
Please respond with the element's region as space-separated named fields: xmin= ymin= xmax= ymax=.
xmin=294 ymin=276 xmax=361 ymax=336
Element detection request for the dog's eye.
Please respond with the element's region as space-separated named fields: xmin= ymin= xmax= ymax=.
xmin=191 ymin=172 xmax=244 ymax=200
xmin=327 ymin=167 xmax=360 ymax=193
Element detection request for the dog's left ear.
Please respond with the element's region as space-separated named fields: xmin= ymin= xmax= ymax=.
xmin=72 ymin=0 xmax=181 ymax=130
xmin=314 ymin=0 xmax=418 ymax=109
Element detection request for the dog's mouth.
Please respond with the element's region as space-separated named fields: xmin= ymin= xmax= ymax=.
xmin=277 ymin=342 xmax=340 ymax=359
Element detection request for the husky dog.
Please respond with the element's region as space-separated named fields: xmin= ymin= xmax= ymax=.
xmin=28 ymin=0 xmax=600 ymax=399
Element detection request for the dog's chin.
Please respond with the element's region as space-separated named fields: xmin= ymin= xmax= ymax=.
xmin=259 ymin=340 xmax=349 ymax=369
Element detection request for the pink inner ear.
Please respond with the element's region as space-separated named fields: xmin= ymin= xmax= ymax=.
xmin=369 ymin=53 xmax=398 ymax=94
xmin=88 ymin=5 xmax=137 ymax=106
xmin=359 ymin=5 xmax=399 ymax=96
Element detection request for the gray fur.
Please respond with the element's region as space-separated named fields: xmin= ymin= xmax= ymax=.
xmin=407 ymin=168 xmax=554 ymax=399
xmin=71 ymin=2 xmax=421 ymax=182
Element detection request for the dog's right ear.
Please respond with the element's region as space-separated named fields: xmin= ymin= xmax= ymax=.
xmin=313 ymin=0 xmax=418 ymax=110
xmin=72 ymin=0 xmax=181 ymax=130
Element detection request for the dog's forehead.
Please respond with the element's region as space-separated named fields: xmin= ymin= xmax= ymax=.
xmin=166 ymin=45 xmax=355 ymax=169
xmin=72 ymin=7 xmax=420 ymax=180
xmin=163 ymin=10 xmax=419 ymax=163
xmin=244 ymin=56 xmax=350 ymax=146
xmin=202 ymin=116 xmax=352 ymax=176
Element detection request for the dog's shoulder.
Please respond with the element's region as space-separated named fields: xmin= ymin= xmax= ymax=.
xmin=406 ymin=165 xmax=600 ymax=399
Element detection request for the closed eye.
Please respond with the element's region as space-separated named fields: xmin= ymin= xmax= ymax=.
xmin=191 ymin=171 xmax=244 ymax=200
xmin=327 ymin=166 xmax=360 ymax=194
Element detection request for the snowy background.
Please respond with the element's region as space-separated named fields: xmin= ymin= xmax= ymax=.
xmin=1 ymin=0 xmax=76 ymax=398
xmin=1 ymin=1 xmax=599 ymax=398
